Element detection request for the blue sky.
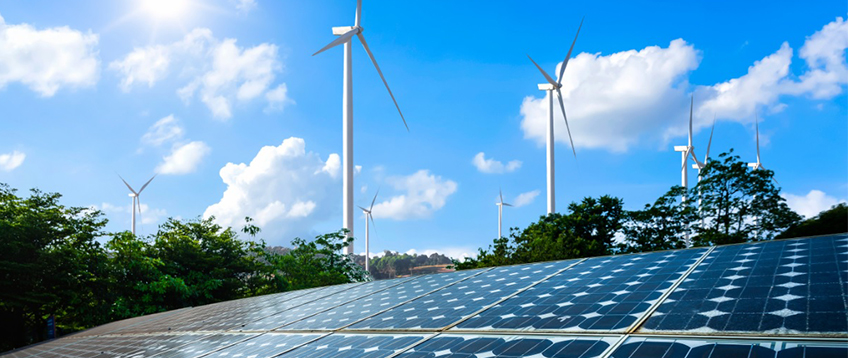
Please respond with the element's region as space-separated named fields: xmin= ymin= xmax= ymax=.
xmin=0 ymin=0 xmax=845 ymax=259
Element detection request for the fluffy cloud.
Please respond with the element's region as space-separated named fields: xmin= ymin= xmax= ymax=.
xmin=141 ymin=115 xmax=184 ymax=146
xmin=233 ymin=0 xmax=257 ymax=13
xmin=521 ymin=16 xmax=848 ymax=152
xmin=97 ymin=202 xmax=167 ymax=226
xmin=0 ymin=13 xmax=99 ymax=96
xmin=370 ymin=170 xmax=458 ymax=220
xmin=0 ymin=150 xmax=25 ymax=171
xmin=110 ymin=28 xmax=289 ymax=119
xmin=520 ymin=39 xmax=699 ymax=152
xmin=513 ymin=190 xmax=540 ymax=208
xmin=472 ymin=152 xmax=522 ymax=174
xmin=783 ymin=190 xmax=846 ymax=219
xmin=155 ymin=141 xmax=210 ymax=175
xmin=204 ymin=137 xmax=341 ymax=241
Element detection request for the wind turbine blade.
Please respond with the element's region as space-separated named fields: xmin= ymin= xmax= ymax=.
xmin=354 ymin=0 xmax=362 ymax=27
xmin=556 ymin=88 xmax=577 ymax=158
xmin=357 ymin=205 xmax=369 ymax=213
xmin=369 ymin=189 xmax=379 ymax=212
xmin=357 ymin=33 xmax=409 ymax=131
xmin=369 ymin=214 xmax=377 ymax=237
xmin=557 ymin=16 xmax=584 ymax=85
xmin=689 ymin=148 xmax=704 ymax=168
xmin=118 ymin=174 xmax=137 ymax=194
xmin=312 ymin=28 xmax=358 ymax=56
xmin=136 ymin=196 xmax=143 ymax=231
xmin=755 ymin=113 xmax=761 ymax=164
xmin=527 ymin=55 xmax=558 ymax=86
xmin=706 ymin=114 xmax=716 ymax=161
xmin=138 ymin=174 xmax=156 ymax=194
xmin=681 ymin=147 xmax=690 ymax=171
xmin=503 ymin=203 xmax=513 ymax=207
xmin=499 ymin=188 xmax=504 ymax=205
xmin=688 ymin=95 xmax=694 ymax=147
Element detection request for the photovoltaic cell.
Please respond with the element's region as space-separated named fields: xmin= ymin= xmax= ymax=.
xmin=640 ymin=234 xmax=848 ymax=334
xmin=29 ymin=333 xmax=207 ymax=358
xmin=276 ymin=333 xmax=425 ymax=358
xmin=394 ymin=334 xmax=618 ymax=358
xmin=454 ymin=248 xmax=708 ymax=332
xmin=349 ymin=260 xmax=578 ymax=330
xmin=204 ymin=333 xmax=322 ymax=358
xmin=610 ymin=336 xmax=848 ymax=358
xmin=152 ymin=333 xmax=258 ymax=358
xmin=274 ymin=269 xmax=485 ymax=331
xmin=240 ymin=276 xmax=420 ymax=331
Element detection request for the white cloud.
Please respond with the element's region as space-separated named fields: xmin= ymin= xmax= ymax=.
xmin=141 ymin=115 xmax=184 ymax=146
xmin=319 ymin=153 xmax=341 ymax=178
xmin=0 ymin=150 xmax=25 ymax=171
xmin=204 ymin=137 xmax=341 ymax=241
xmin=371 ymin=170 xmax=458 ymax=220
xmin=155 ymin=141 xmax=211 ymax=175
xmin=110 ymin=28 xmax=287 ymax=119
xmin=233 ymin=0 xmax=257 ymax=13
xmin=513 ymin=190 xmax=540 ymax=208
xmin=520 ymin=39 xmax=699 ymax=152
xmin=783 ymin=190 xmax=846 ymax=219
xmin=0 ymin=13 xmax=99 ymax=96
xmin=794 ymin=16 xmax=848 ymax=99
xmin=97 ymin=202 xmax=167 ymax=226
xmin=472 ymin=152 xmax=522 ymax=174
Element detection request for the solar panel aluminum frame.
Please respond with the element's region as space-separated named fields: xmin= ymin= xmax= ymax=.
xmin=384 ymin=331 xmax=625 ymax=358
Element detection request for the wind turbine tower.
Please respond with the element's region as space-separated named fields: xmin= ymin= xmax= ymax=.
xmin=358 ymin=191 xmax=379 ymax=272
xmin=496 ymin=189 xmax=512 ymax=239
xmin=313 ymin=0 xmax=408 ymax=254
xmin=119 ymin=175 xmax=156 ymax=236
xmin=527 ymin=18 xmax=583 ymax=214
xmin=673 ymin=96 xmax=704 ymax=203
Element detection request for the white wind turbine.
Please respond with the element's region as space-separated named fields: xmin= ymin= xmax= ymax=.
xmin=313 ymin=0 xmax=408 ymax=255
xmin=527 ymin=17 xmax=583 ymax=214
xmin=692 ymin=115 xmax=716 ymax=207
xmin=118 ymin=174 xmax=156 ymax=236
xmin=358 ymin=190 xmax=379 ymax=272
xmin=673 ymin=96 xmax=704 ymax=203
xmin=496 ymin=189 xmax=512 ymax=239
xmin=747 ymin=115 xmax=779 ymax=182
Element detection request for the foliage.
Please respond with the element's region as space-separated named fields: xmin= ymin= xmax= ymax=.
xmin=619 ymin=186 xmax=695 ymax=253
xmin=362 ymin=251 xmax=452 ymax=279
xmin=262 ymin=230 xmax=369 ymax=291
xmin=0 ymin=184 xmax=109 ymax=351
xmin=689 ymin=150 xmax=801 ymax=245
xmin=777 ymin=203 xmax=847 ymax=239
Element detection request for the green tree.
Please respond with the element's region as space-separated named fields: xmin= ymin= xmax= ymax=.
xmin=264 ymin=229 xmax=369 ymax=290
xmin=619 ymin=186 xmax=695 ymax=253
xmin=0 ymin=184 xmax=109 ymax=351
xmin=690 ymin=150 xmax=801 ymax=245
xmin=777 ymin=203 xmax=848 ymax=239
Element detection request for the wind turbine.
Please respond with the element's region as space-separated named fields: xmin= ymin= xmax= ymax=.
xmin=527 ymin=17 xmax=583 ymax=214
xmin=313 ymin=0 xmax=408 ymax=255
xmin=357 ymin=190 xmax=379 ymax=272
xmin=118 ymin=174 xmax=156 ymax=236
xmin=747 ymin=114 xmax=779 ymax=183
xmin=673 ymin=96 xmax=704 ymax=203
xmin=495 ymin=189 xmax=512 ymax=239
xmin=692 ymin=115 xmax=716 ymax=207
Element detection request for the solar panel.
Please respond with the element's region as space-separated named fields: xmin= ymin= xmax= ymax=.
xmin=348 ymin=259 xmax=579 ymax=330
xmin=640 ymin=234 xmax=848 ymax=335
xmin=240 ymin=276 xmax=420 ymax=331
xmin=453 ymin=248 xmax=709 ymax=332
xmin=31 ymin=333 xmax=207 ymax=358
xmin=394 ymin=333 xmax=619 ymax=358
xmin=204 ymin=333 xmax=323 ymax=358
xmin=271 ymin=269 xmax=486 ymax=331
xmin=152 ymin=333 xmax=259 ymax=358
xmin=275 ymin=333 xmax=426 ymax=357
xmin=610 ymin=336 xmax=848 ymax=358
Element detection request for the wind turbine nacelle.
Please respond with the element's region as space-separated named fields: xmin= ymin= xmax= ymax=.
xmin=673 ymin=145 xmax=689 ymax=152
xmin=333 ymin=26 xmax=356 ymax=35
xmin=537 ymin=83 xmax=556 ymax=91
xmin=129 ymin=193 xmax=137 ymax=197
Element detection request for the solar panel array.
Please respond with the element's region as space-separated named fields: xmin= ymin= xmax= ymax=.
xmin=3 ymin=234 xmax=846 ymax=358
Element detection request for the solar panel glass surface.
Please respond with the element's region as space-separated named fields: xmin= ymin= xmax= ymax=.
xmin=394 ymin=333 xmax=618 ymax=358
xmin=610 ymin=336 xmax=848 ymax=358
xmin=203 ymin=333 xmax=322 ymax=358
xmin=275 ymin=333 xmax=426 ymax=358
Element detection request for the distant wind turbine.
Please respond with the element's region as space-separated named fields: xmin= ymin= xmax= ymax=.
xmin=358 ymin=190 xmax=379 ymax=272
xmin=692 ymin=114 xmax=716 ymax=207
xmin=527 ymin=17 xmax=583 ymax=214
xmin=118 ymin=174 xmax=156 ymax=236
xmin=673 ymin=96 xmax=704 ymax=203
xmin=748 ymin=114 xmax=778 ymax=184
xmin=313 ymin=0 xmax=408 ymax=255
xmin=496 ymin=189 xmax=512 ymax=239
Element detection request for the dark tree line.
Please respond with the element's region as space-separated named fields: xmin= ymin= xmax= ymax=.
xmin=0 ymin=184 xmax=366 ymax=351
xmin=455 ymin=151 xmax=842 ymax=269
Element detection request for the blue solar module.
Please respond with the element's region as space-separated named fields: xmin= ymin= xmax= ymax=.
xmin=610 ymin=336 xmax=848 ymax=358
xmin=274 ymin=269 xmax=486 ymax=330
xmin=640 ymin=234 xmax=848 ymax=335
xmin=153 ymin=333 xmax=259 ymax=358
xmin=237 ymin=278 xmax=412 ymax=331
xmin=204 ymin=333 xmax=323 ymax=358
xmin=25 ymin=333 xmax=208 ymax=358
xmin=349 ymin=260 xmax=578 ymax=330
xmin=394 ymin=333 xmax=619 ymax=358
xmin=276 ymin=333 xmax=426 ymax=357
xmin=454 ymin=248 xmax=709 ymax=332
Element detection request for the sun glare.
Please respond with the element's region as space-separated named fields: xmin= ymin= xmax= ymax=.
xmin=140 ymin=0 xmax=191 ymax=21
